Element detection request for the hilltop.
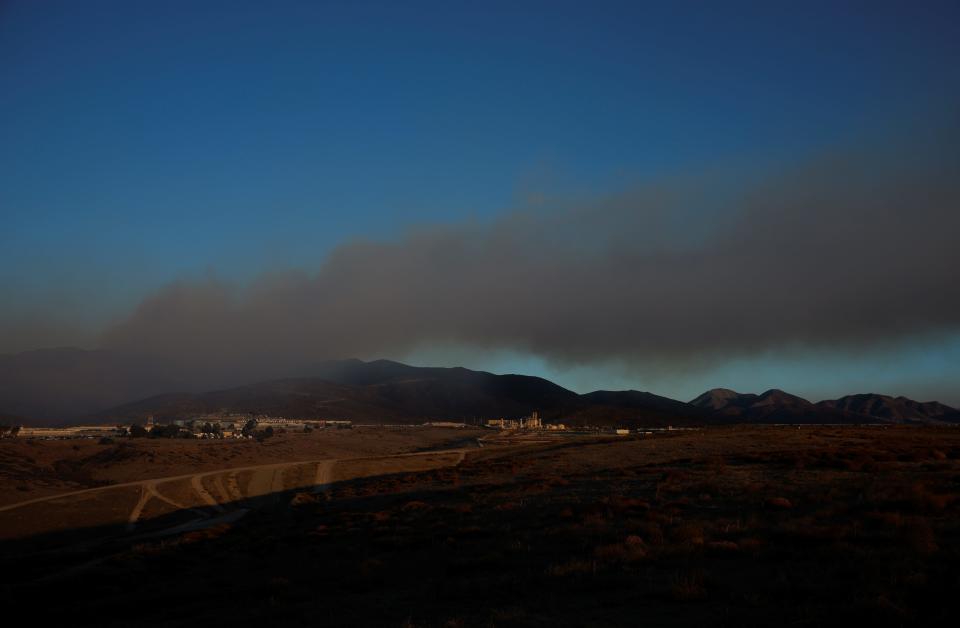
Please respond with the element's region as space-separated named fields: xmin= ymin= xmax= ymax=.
xmin=3 ymin=349 xmax=958 ymax=426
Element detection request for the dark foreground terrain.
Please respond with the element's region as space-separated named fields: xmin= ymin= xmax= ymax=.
xmin=3 ymin=426 xmax=960 ymax=626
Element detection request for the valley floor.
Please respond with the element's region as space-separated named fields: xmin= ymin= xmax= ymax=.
xmin=2 ymin=426 xmax=960 ymax=626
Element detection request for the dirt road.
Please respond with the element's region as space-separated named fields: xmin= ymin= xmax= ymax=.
xmin=0 ymin=448 xmax=472 ymax=536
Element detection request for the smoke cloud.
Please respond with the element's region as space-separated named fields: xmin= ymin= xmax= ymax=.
xmin=100 ymin=119 xmax=960 ymax=377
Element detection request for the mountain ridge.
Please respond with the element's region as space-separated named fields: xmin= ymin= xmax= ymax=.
xmin=2 ymin=349 xmax=958 ymax=426
xmin=690 ymin=387 xmax=960 ymax=424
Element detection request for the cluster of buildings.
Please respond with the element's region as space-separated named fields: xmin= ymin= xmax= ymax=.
xmin=162 ymin=415 xmax=353 ymax=438
xmin=484 ymin=411 xmax=566 ymax=431
xmin=9 ymin=410 xmax=676 ymax=441
xmin=16 ymin=425 xmax=121 ymax=440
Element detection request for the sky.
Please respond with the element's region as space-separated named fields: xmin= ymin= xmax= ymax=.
xmin=2 ymin=1 xmax=959 ymax=403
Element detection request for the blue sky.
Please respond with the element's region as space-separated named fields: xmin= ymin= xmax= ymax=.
xmin=2 ymin=1 xmax=959 ymax=401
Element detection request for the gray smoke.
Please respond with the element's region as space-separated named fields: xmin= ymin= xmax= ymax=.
xmin=100 ymin=119 xmax=960 ymax=377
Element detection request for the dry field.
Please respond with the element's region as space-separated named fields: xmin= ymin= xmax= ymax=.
xmin=2 ymin=426 xmax=960 ymax=627
xmin=0 ymin=427 xmax=482 ymax=504
xmin=0 ymin=427 xmax=484 ymax=538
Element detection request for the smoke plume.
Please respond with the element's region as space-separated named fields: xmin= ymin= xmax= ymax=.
xmin=100 ymin=120 xmax=960 ymax=377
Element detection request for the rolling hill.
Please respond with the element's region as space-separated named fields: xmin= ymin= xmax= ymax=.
xmin=0 ymin=348 xmax=190 ymax=423
xmin=817 ymin=393 xmax=960 ymax=423
xmin=96 ymin=360 xmax=697 ymax=426
xmin=690 ymin=388 xmax=960 ymax=424
xmin=3 ymin=349 xmax=958 ymax=427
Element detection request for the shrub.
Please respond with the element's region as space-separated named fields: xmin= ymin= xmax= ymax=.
xmin=706 ymin=540 xmax=740 ymax=553
xmin=545 ymin=559 xmax=595 ymax=578
xmin=670 ymin=570 xmax=707 ymax=602
xmin=289 ymin=492 xmax=318 ymax=506
xmin=594 ymin=541 xmax=647 ymax=563
xmin=634 ymin=521 xmax=664 ymax=545
xmin=766 ymin=496 xmax=793 ymax=509
xmin=670 ymin=523 xmax=705 ymax=545
xmin=737 ymin=537 xmax=766 ymax=553
xmin=910 ymin=482 xmax=956 ymax=512
xmin=902 ymin=519 xmax=938 ymax=554
xmin=128 ymin=424 xmax=148 ymax=438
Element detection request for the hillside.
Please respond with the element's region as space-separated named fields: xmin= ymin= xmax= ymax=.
xmin=5 ymin=350 xmax=958 ymax=427
xmin=0 ymin=348 xmax=192 ymax=424
xmin=690 ymin=388 xmax=960 ymax=424
xmin=570 ymin=390 xmax=710 ymax=426
xmin=818 ymin=393 xmax=960 ymax=423
xmin=97 ymin=361 xmax=700 ymax=426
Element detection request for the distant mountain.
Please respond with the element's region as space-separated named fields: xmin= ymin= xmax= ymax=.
xmin=689 ymin=388 xmax=833 ymax=423
xmin=5 ymin=348 xmax=958 ymax=427
xmin=818 ymin=394 xmax=960 ymax=424
xmin=691 ymin=388 xmax=960 ymax=424
xmin=0 ymin=411 xmax=26 ymax=425
xmin=0 ymin=348 xmax=191 ymax=424
xmin=97 ymin=360 xmax=701 ymax=427
xmin=100 ymin=379 xmax=390 ymax=423
xmin=689 ymin=388 xmax=753 ymax=411
xmin=574 ymin=390 xmax=709 ymax=426
xmin=97 ymin=361 xmax=580 ymax=423
xmin=298 ymin=358 xmax=425 ymax=386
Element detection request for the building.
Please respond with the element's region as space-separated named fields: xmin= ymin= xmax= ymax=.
xmin=523 ymin=411 xmax=543 ymax=430
xmin=485 ymin=418 xmax=522 ymax=429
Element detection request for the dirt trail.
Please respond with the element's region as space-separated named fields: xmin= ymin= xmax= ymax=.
xmin=245 ymin=463 xmax=286 ymax=498
xmin=312 ymin=460 xmax=336 ymax=494
xmin=2 ymin=438 xmax=511 ymax=518
xmin=127 ymin=485 xmax=152 ymax=530
xmin=225 ymin=472 xmax=243 ymax=501
xmin=211 ymin=475 xmax=231 ymax=503
xmin=127 ymin=481 xmax=192 ymax=530
xmin=0 ymin=447 xmax=478 ymax=528
xmin=190 ymin=474 xmax=225 ymax=512
xmin=150 ymin=483 xmax=189 ymax=511
xmin=270 ymin=465 xmax=286 ymax=493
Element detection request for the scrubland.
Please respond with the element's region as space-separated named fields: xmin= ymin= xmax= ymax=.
xmin=3 ymin=426 xmax=960 ymax=627
xmin=0 ymin=427 xmax=479 ymax=506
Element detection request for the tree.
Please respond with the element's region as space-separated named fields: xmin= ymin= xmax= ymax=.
xmin=149 ymin=424 xmax=181 ymax=438
xmin=129 ymin=424 xmax=148 ymax=438
xmin=254 ymin=426 xmax=275 ymax=443
xmin=242 ymin=419 xmax=258 ymax=437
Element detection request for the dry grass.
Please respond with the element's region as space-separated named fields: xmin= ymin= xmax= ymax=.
xmin=4 ymin=426 xmax=960 ymax=627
